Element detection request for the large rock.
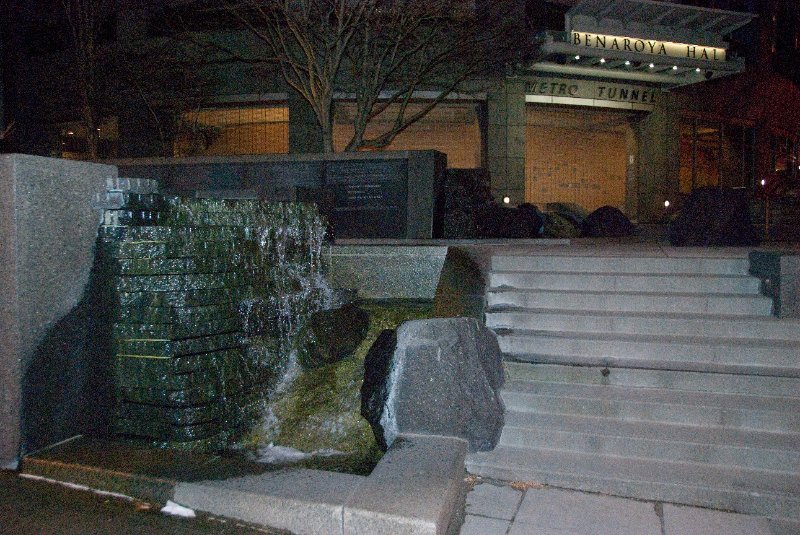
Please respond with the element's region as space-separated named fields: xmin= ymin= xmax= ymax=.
xmin=296 ymin=303 xmax=370 ymax=369
xmin=669 ymin=187 xmax=760 ymax=246
xmin=475 ymin=202 xmax=544 ymax=239
xmin=360 ymin=318 xmax=504 ymax=453
xmin=582 ymin=205 xmax=635 ymax=237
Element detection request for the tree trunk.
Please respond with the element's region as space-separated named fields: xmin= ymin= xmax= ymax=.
xmin=321 ymin=121 xmax=335 ymax=154
xmin=82 ymin=104 xmax=99 ymax=160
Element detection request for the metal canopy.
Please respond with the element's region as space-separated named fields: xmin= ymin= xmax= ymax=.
xmin=528 ymin=0 xmax=757 ymax=89
xmin=566 ymin=0 xmax=755 ymax=39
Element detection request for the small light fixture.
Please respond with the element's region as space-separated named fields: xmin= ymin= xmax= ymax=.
xmin=672 ymin=65 xmax=678 ymax=70
xmin=695 ymin=67 xmax=702 ymax=73
xmin=67 ymin=131 xmax=74 ymax=135
xmin=761 ymin=179 xmax=767 ymax=186
xmin=624 ymin=60 xmax=631 ymax=66
xmin=600 ymin=58 xmax=606 ymax=64
xmin=503 ymin=196 xmax=511 ymax=204
xmin=649 ymin=63 xmax=655 ymax=69
xmin=664 ymin=200 xmax=670 ymax=208
xmin=574 ymin=55 xmax=581 ymax=60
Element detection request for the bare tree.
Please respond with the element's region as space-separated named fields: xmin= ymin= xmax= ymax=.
xmin=218 ymin=0 xmax=522 ymax=153
xmin=60 ymin=0 xmax=115 ymax=159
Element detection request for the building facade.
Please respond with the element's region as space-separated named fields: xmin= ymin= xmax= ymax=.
xmin=6 ymin=0 xmax=800 ymax=224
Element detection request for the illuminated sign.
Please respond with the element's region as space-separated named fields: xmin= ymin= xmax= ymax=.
xmin=571 ymin=31 xmax=726 ymax=62
xmin=525 ymin=78 xmax=661 ymax=107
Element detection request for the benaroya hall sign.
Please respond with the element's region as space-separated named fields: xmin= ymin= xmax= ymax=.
xmin=572 ymin=31 xmax=726 ymax=62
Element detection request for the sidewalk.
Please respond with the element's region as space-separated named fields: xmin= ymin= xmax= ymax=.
xmin=461 ymin=480 xmax=776 ymax=535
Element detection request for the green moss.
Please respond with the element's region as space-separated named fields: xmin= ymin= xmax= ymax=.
xmin=241 ymin=300 xmax=432 ymax=472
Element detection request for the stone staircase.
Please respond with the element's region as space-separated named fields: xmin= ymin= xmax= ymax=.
xmin=466 ymin=249 xmax=800 ymax=532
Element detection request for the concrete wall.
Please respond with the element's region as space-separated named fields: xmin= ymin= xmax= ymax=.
xmin=0 ymin=155 xmax=115 ymax=467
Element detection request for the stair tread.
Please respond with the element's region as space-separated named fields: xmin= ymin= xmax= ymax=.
xmin=466 ymin=445 xmax=800 ymax=495
xmin=486 ymin=306 xmax=798 ymax=323
xmin=503 ymin=352 xmax=800 ymax=377
xmin=488 ymin=287 xmax=769 ymax=299
xmin=490 ymin=270 xmax=756 ymax=279
xmin=498 ymin=328 xmax=800 ymax=349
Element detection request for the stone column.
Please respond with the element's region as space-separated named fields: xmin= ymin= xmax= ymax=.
xmin=0 ymin=155 xmax=115 ymax=467
xmin=634 ymin=94 xmax=681 ymax=223
xmin=487 ymin=79 xmax=526 ymax=205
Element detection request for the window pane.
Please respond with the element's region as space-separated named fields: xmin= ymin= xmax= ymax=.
xmin=175 ymin=105 xmax=289 ymax=157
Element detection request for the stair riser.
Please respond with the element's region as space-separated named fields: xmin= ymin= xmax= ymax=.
xmin=489 ymin=272 xmax=761 ymax=294
xmin=502 ymin=393 xmax=800 ymax=433
xmin=503 ymin=363 xmax=800 ymax=398
xmin=464 ymin=460 xmax=800 ymax=520
xmin=498 ymin=427 xmax=800 ymax=473
xmin=487 ymin=292 xmax=773 ymax=315
xmin=487 ymin=312 xmax=800 ymax=341
xmin=499 ymin=336 xmax=800 ymax=367
xmin=503 ymin=380 xmax=800 ymax=413
xmin=492 ymin=256 xmax=751 ymax=275
xmin=504 ymin=410 xmax=800 ymax=452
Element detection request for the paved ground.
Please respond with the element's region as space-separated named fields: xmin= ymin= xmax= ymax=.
xmin=460 ymin=480 xmax=776 ymax=535
xmin=0 ymin=471 xmax=288 ymax=535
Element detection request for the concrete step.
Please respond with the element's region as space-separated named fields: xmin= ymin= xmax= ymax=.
xmin=500 ymin=411 xmax=800 ymax=472
xmin=487 ymin=289 xmax=773 ymax=315
xmin=489 ymin=271 xmax=761 ymax=294
xmin=487 ymin=309 xmax=800 ymax=341
xmin=504 ymin=362 xmax=800 ymax=398
xmin=501 ymin=380 xmax=800 ymax=432
xmin=498 ymin=331 xmax=800 ymax=376
xmin=465 ymin=446 xmax=800 ymax=520
xmin=491 ymin=255 xmax=751 ymax=275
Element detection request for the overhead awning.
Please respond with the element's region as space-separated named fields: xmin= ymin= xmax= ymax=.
xmin=566 ymin=0 xmax=756 ymax=43
xmin=530 ymin=0 xmax=756 ymax=89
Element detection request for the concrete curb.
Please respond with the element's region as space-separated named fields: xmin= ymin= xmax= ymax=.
xmin=174 ymin=434 xmax=467 ymax=535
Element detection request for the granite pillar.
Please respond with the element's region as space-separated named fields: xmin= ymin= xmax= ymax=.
xmin=487 ymin=79 xmax=526 ymax=205
xmin=0 ymin=154 xmax=115 ymax=467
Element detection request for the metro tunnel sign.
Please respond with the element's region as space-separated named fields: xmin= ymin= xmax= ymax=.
xmin=571 ymin=31 xmax=726 ymax=62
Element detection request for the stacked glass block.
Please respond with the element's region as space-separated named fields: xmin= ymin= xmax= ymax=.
xmin=98 ymin=186 xmax=327 ymax=450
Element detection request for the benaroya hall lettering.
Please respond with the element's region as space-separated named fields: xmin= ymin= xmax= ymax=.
xmin=571 ymin=31 xmax=726 ymax=62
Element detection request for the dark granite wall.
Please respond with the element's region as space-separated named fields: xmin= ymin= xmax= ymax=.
xmin=0 ymin=155 xmax=116 ymax=467
xmin=109 ymin=151 xmax=447 ymax=240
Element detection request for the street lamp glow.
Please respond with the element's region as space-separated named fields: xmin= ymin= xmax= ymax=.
xmin=664 ymin=200 xmax=670 ymax=208
xmin=503 ymin=196 xmax=511 ymax=204
xmin=761 ymin=179 xmax=767 ymax=186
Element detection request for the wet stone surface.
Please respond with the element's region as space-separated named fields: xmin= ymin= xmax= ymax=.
xmin=103 ymin=195 xmax=329 ymax=451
